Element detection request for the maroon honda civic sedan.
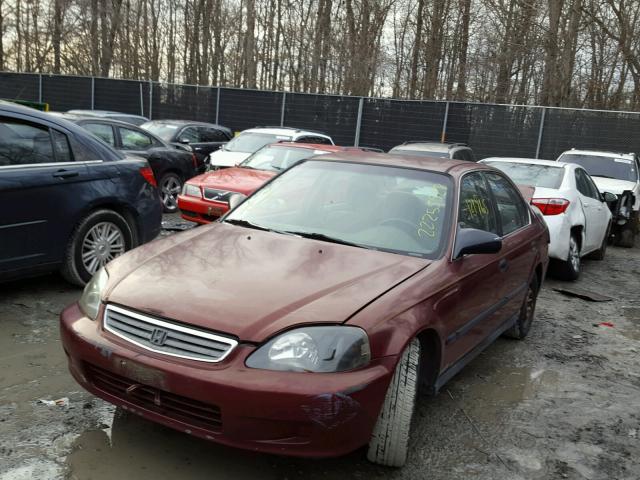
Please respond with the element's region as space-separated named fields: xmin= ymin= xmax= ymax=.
xmin=61 ymin=152 xmax=549 ymax=467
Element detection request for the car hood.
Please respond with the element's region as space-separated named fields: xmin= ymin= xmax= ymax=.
xmin=104 ymin=224 xmax=429 ymax=343
xmin=591 ymin=177 xmax=637 ymax=195
xmin=192 ymin=167 xmax=275 ymax=196
xmin=208 ymin=150 xmax=251 ymax=167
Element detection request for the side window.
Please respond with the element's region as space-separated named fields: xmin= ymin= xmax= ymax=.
xmin=0 ymin=118 xmax=55 ymax=166
xmin=485 ymin=172 xmax=529 ymax=235
xmin=575 ymin=169 xmax=596 ymax=198
xmin=451 ymin=149 xmax=464 ymax=160
xmin=462 ymin=149 xmax=475 ymax=162
xmin=199 ymin=127 xmax=228 ymax=142
xmin=179 ymin=127 xmax=200 ymax=143
xmin=51 ymin=130 xmax=73 ymax=162
xmin=83 ymin=123 xmax=115 ymax=147
xmin=458 ymin=172 xmax=498 ymax=234
xmin=296 ymin=136 xmax=332 ymax=145
xmin=119 ymin=127 xmax=154 ymax=150
xmin=582 ymin=170 xmax=601 ymax=200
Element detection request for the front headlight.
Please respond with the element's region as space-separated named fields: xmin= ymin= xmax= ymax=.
xmin=182 ymin=183 xmax=201 ymax=197
xmin=246 ymin=326 xmax=371 ymax=372
xmin=78 ymin=267 xmax=108 ymax=320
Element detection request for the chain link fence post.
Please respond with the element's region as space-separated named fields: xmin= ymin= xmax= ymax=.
xmin=280 ymin=91 xmax=287 ymax=126
xmin=354 ymin=97 xmax=364 ymax=146
xmin=215 ymin=86 xmax=221 ymax=124
xmin=38 ymin=74 xmax=43 ymax=103
xmin=90 ymin=77 xmax=95 ymax=110
xmin=139 ymin=82 xmax=144 ymax=116
xmin=440 ymin=101 xmax=450 ymax=143
xmin=148 ymin=80 xmax=153 ymax=120
xmin=535 ymin=107 xmax=547 ymax=159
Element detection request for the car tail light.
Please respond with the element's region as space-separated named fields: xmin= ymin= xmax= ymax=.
xmin=192 ymin=153 xmax=198 ymax=169
xmin=139 ymin=166 xmax=157 ymax=187
xmin=531 ymin=198 xmax=570 ymax=215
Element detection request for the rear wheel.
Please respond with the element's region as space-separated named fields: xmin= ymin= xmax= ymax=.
xmin=504 ymin=280 xmax=539 ymax=339
xmin=555 ymin=233 xmax=580 ymax=281
xmin=367 ymin=338 xmax=420 ymax=467
xmin=61 ymin=209 xmax=134 ymax=286
xmin=159 ymin=173 xmax=182 ymax=213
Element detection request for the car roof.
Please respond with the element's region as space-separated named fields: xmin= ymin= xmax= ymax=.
xmin=482 ymin=157 xmax=570 ymax=168
xmin=143 ymin=119 xmax=227 ymax=128
xmin=560 ymin=149 xmax=635 ymax=160
xmin=308 ymin=151 xmax=486 ymax=175
xmin=269 ymin=142 xmax=351 ymax=152
xmin=0 ymin=101 xmax=123 ymax=160
xmin=391 ymin=142 xmax=468 ymax=153
xmin=68 ymin=109 xmax=148 ymax=119
xmin=242 ymin=126 xmax=331 ymax=138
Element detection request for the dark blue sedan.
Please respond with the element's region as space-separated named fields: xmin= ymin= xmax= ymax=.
xmin=0 ymin=101 xmax=162 ymax=286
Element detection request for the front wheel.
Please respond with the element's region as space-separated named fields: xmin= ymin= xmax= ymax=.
xmin=367 ymin=338 xmax=420 ymax=467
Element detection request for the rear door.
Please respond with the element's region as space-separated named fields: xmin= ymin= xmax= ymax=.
xmin=575 ymin=168 xmax=605 ymax=251
xmin=0 ymin=115 xmax=89 ymax=273
xmin=580 ymin=168 xmax=610 ymax=250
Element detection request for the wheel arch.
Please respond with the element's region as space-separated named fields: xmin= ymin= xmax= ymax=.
xmin=416 ymin=327 xmax=443 ymax=394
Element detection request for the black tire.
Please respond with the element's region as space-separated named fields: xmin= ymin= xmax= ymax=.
xmin=555 ymin=233 xmax=581 ymax=281
xmin=159 ymin=172 xmax=183 ymax=213
xmin=367 ymin=338 xmax=420 ymax=467
xmin=616 ymin=225 xmax=635 ymax=248
xmin=589 ymin=223 xmax=611 ymax=260
xmin=503 ymin=279 xmax=539 ymax=339
xmin=61 ymin=209 xmax=134 ymax=287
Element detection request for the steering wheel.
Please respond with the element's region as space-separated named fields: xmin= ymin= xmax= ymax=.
xmin=379 ymin=218 xmax=416 ymax=236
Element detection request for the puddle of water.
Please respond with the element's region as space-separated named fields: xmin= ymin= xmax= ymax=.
xmin=457 ymin=367 xmax=559 ymax=422
xmin=65 ymin=409 xmax=282 ymax=480
xmin=620 ymin=307 xmax=640 ymax=341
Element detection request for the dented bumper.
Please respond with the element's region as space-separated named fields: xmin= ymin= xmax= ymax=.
xmin=60 ymin=302 xmax=395 ymax=458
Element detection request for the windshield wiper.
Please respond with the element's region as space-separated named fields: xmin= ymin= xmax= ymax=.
xmin=592 ymin=174 xmax=617 ymax=179
xmin=283 ymin=231 xmax=372 ymax=249
xmin=223 ymin=218 xmax=270 ymax=231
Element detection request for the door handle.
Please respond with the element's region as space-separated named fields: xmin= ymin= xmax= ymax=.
xmin=498 ymin=258 xmax=509 ymax=272
xmin=194 ymin=147 xmax=203 ymax=151
xmin=52 ymin=169 xmax=79 ymax=179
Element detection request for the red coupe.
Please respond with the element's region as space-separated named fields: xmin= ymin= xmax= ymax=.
xmin=177 ymin=142 xmax=352 ymax=224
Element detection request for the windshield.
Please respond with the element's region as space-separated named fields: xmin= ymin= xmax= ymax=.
xmin=225 ymin=132 xmax=292 ymax=153
xmin=559 ymin=153 xmax=638 ymax=182
xmin=485 ymin=161 xmax=565 ymax=188
xmin=141 ymin=122 xmax=179 ymax=142
xmin=226 ymin=160 xmax=453 ymax=259
xmin=241 ymin=145 xmax=329 ymax=172
xmin=389 ymin=147 xmax=449 ymax=159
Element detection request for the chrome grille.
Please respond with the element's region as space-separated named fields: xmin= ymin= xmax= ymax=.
xmin=103 ymin=304 xmax=237 ymax=363
xmin=203 ymin=188 xmax=231 ymax=202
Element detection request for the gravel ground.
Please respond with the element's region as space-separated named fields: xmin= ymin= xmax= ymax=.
xmin=1 ymin=214 xmax=639 ymax=480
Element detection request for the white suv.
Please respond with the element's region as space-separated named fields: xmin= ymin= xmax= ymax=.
xmin=557 ymin=149 xmax=639 ymax=247
xmin=208 ymin=127 xmax=334 ymax=169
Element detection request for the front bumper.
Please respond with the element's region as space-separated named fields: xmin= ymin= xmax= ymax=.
xmin=60 ymin=303 xmax=395 ymax=458
xmin=177 ymin=194 xmax=229 ymax=225
xmin=543 ymin=214 xmax=572 ymax=261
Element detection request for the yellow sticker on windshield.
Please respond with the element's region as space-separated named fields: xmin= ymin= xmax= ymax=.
xmin=417 ymin=205 xmax=440 ymax=239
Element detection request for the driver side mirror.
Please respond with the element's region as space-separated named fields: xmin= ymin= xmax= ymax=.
xmin=179 ymin=137 xmax=191 ymax=145
xmin=228 ymin=193 xmax=248 ymax=211
xmin=453 ymin=228 xmax=502 ymax=259
xmin=602 ymin=191 xmax=617 ymax=203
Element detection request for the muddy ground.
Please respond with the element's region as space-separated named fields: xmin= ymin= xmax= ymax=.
xmin=1 ymin=214 xmax=639 ymax=480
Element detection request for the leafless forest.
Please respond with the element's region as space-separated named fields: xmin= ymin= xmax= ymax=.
xmin=1 ymin=0 xmax=640 ymax=109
